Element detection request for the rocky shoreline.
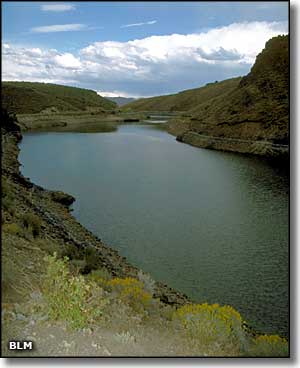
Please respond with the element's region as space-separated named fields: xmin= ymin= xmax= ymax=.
xmin=176 ymin=131 xmax=289 ymax=159
xmin=2 ymin=123 xmax=190 ymax=307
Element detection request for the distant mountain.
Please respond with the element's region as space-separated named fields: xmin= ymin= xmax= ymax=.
xmin=2 ymin=82 xmax=117 ymax=114
xmin=107 ymin=97 xmax=136 ymax=106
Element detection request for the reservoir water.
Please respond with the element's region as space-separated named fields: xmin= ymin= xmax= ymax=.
xmin=19 ymin=122 xmax=289 ymax=337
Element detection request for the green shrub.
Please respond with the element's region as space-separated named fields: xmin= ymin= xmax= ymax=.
xmin=61 ymin=243 xmax=81 ymax=260
xmin=2 ymin=196 xmax=15 ymax=216
xmin=43 ymin=254 xmax=108 ymax=329
xmin=2 ymin=179 xmax=9 ymax=197
xmin=88 ymin=268 xmax=112 ymax=282
xmin=173 ymin=303 xmax=246 ymax=351
xmin=21 ymin=212 xmax=42 ymax=237
xmin=83 ymin=245 xmax=100 ymax=272
xmin=69 ymin=259 xmax=87 ymax=273
xmin=2 ymin=179 xmax=15 ymax=216
xmin=35 ymin=239 xmax=64 ymax=257
xmin=247 ymin=334 xmax=288 ymax=357
xmin=2 ymin=223 xmax=26 ymax=237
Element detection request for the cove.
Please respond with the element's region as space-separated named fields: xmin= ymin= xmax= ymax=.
xmin=19 ymin=122 xmax=289 ymax=337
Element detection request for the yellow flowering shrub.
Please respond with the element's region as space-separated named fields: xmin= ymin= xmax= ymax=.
xmin=249 ymin=334 xmax=288 ymax=357
xmin=173 ymin=303 xmax=245 ymax=348
xmin=87 ymin=268 xmax=112 ymax=290
xmin=106 ymin=277 xmax=152 ymax=312
xmin=108 ymin=276 xmax=142 ymax=290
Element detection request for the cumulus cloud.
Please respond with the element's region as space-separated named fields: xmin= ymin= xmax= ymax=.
xmin=54 ymin=53 xmax=81 ymax=69
xmin=31 ymin=23 xmax=86 ymax=33
xmin=41 ymin=3 xmax=75 ymax=12
xmin=81 ymin=21 xmax=287 ymax=65
xmin=121 ymin=20 xmax=157 ymax=28
xmin=2 ymin=21 xmax=288 ymax=97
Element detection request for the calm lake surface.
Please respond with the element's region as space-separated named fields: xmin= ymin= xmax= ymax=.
xmin=19 ymin=122 xmax=289 ymax=336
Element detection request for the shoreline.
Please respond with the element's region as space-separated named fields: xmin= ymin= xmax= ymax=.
xmin=4 ymin=116 xmax=287 ymax=339
xmin=167 ymin=119 xmax=289 ymax=160
xmin=177 ymin=131 xmax=289 ymax=159
xmin=16 ymin=111 xmax=148 ymax=132
xmin=3 ymin=116 xmax=288 ymax=349
xmin=17 ymin=110 xmax=289 ymax=160
xmin=2 ymin=123 xmax=190 ymax=308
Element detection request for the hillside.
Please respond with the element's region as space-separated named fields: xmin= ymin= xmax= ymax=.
xmin=187 ymin=35 xmax=289 ymax=144
xmin=107 ymin=96 xmax=136 ymax=106
xmin=2 ymin=82 xmax=116 ymax=114
xmin=123 ymin=77 xmax=241 ymax=112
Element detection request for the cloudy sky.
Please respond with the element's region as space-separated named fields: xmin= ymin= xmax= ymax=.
xmin=2 ymin=1 xmax=288 ymax=97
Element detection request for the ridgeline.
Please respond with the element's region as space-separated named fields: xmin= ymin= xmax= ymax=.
xmin=2 ymin=82 xmax=116 ymax=114
xmin=124 ymin=35 xmax=289 ymax=158
xmin=123 ymin=77 xmax=241 ymax=113
xmin=1 ymin=82 xmax=123 ymax=132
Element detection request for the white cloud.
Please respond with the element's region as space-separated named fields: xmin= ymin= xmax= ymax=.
xmin=54 ymin=53 xmax=81 ymax=69
xmin=97 ymin=91 xmax=149 ymax=98
xmin=25 ymin=48 xmax=43 ymax=57
xmin=41 ymin=3 xmax=75 ymax=12
xmin=121 ymin=20 xmax=157 ymax=28
xmin=31 ymin=24 xmax=86 ymax=33
xmin=82 ymin=21 xmax=287 ymax=65
xmin=2 ymin=21 xmax=288 ymax=96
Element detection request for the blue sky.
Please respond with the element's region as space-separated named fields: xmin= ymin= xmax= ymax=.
xmin=2 ymin=1 xmax=289 ymax=97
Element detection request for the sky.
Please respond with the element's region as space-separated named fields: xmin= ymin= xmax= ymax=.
xmin=2 ymin=1 xmax=289 ymax=98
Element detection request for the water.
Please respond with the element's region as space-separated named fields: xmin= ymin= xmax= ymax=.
xmin=19 ymin=122 xmax=289 ymax=337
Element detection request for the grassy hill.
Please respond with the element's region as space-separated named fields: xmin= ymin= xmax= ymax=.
xmin=123 ymin=77 xmax=241 ymax=112
xmin=2 ymin=82 xmax=116 ymax=114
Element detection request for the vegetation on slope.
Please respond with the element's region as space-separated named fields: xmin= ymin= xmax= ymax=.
xmin=187 ymin=35 xmax=289 ymax=143
xmin=123 ymin=77 xmax=241 ymax=112
xmin=2 ymin=81 xmax=116 ymax=114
